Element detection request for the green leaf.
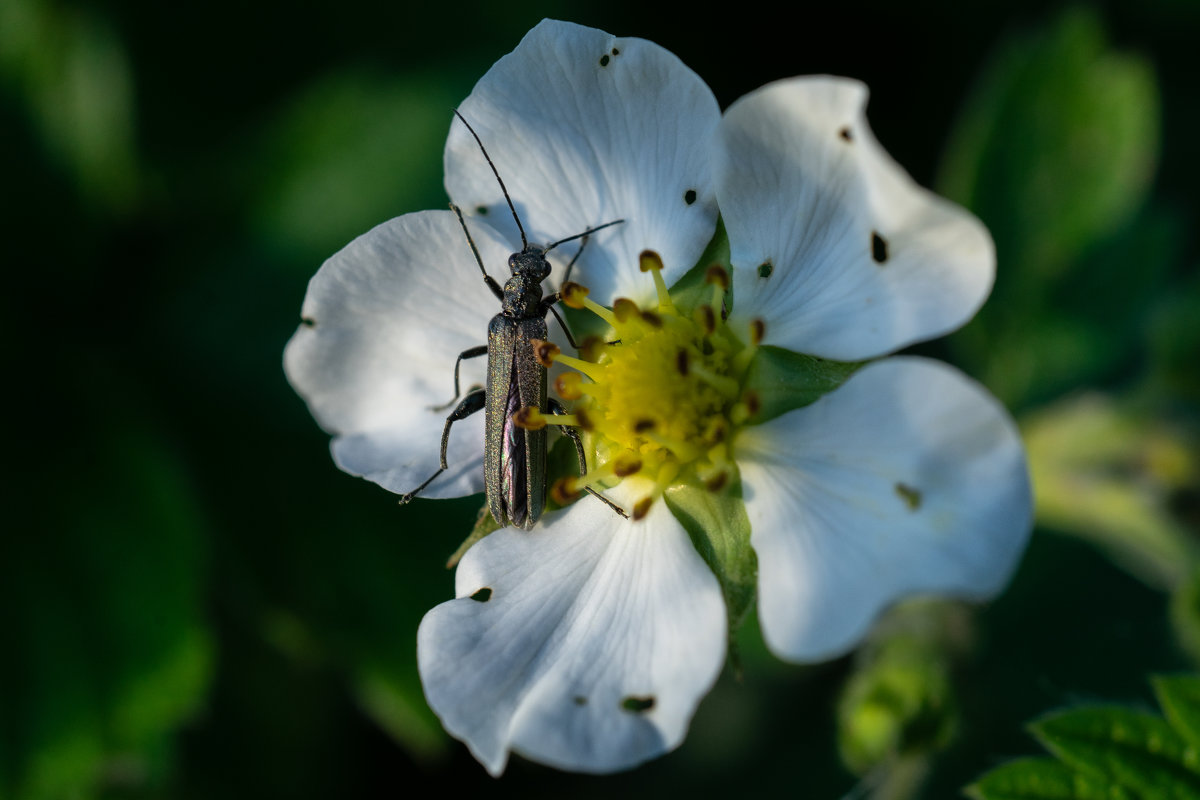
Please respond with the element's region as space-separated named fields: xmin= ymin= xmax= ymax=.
xmin=1154 ymin=676 xmax=1200 ymax=751
xmin=967 ymin=757 xmax=1134 ymax=800
xmin=743 ymin=346 xmax=862 ymax=424
xmin=664 ymin=476 xmax=757 ymax=637
xmin=1031 ymin=706 xmax=1200 ymax=798
xmin=938 ymin=7 xmax=1159 ymax=288
xmin=0 ymin=416 xmax=213 ymax=800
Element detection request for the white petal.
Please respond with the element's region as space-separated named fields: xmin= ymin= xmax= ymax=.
xmin=445 ymin=19 xmax=720 ymax=306
xmin=736 ymin=357 xmax=1031 ymax=662
xmin=718 ymin=77 xmax=994 ymax=361
xmin=283 ymin=210 xmax=512 ymax=497
xmin=417 ymin=485 xmax=727 ymax=774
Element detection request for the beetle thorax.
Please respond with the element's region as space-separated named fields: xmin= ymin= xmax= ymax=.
xmin=502 ymin=274 xmax=543 ymax=317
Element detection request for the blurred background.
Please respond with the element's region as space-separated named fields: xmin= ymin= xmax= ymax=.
xmin=3 ymin=0 xmax=1198 ymax=796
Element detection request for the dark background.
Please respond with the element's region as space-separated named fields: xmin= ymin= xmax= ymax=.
xmin=3 ymin=0 xmax=1199 ymax=796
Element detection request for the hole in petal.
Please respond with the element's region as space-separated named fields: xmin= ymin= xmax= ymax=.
xmin=895 ymin=483 xmax=922 ymax=510
xmin=300 ymin=316 xmax=316 ymax=328
xmin=839 ymin=126 xmax=853 ymax=142
xmin=599 ymin=54 xmax=610 ymax=67
xmin=611 ymin=47 xmax=620 ymax=55
xmin=757 ymin=261 xmax=773 ymax=279
xmin=573 ymin=696 xmax=588 ymax=706
xmin=621 ymin=695 xmax=656 ymax=713
xmin=469 ymin=587 xmax=493 ymax=602
xmin=871 ymin=232 xmax=889 ymax=264
xmin=683 ymin=189 xmax=697 ymax=205
xmin=475 ymin=205 xmax=489 ymax=215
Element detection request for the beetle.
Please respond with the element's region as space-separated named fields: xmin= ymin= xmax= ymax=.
xmin=399 ymin=111 xmax=626 ymax=529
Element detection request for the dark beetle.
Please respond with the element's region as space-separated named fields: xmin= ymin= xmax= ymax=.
xmin=399 ymin=112 xmax=624 ymax=529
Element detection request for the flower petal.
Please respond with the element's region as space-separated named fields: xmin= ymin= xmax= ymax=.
xmin=445 ymin=19 xmax=720 ymax=306
xmin=417 ymin=485 xmax=727 ymax=774
xmin=717 ymin=77 xmax=994 ymax=361
xmin=735 ymin=357 xmax=1031 ymax=662
xmin=283 ymin=209 xmax=513 ymax=497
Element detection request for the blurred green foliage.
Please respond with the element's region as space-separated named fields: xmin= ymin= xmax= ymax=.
xmin=2 ymin=0 xmax=1198 ymax=797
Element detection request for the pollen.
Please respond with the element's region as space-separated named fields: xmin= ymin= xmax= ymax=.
xmin=554 ymin=251 xmax=762 ymax=519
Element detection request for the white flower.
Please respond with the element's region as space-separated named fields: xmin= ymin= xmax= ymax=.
xmin=284 ymin=19 xmax=1032 ymax=777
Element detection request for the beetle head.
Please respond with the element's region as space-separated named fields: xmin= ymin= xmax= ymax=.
xmin=509 ymin=245 xmax=552 ymax=281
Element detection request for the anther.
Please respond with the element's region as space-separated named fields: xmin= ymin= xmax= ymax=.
xmin=639 ymin=250 xmax=664 ymax=273
xmin=639 ymin=249 xmax=675 ymax=312
xmin=704 ymin=471 xmax=729 ymax=493
xmin=675 ymin=348 xmax=690 ymax=377
xmin=749 ymin=319 xmax=766 ymax=346
xmin=640 ymin=310 xmax=663 ymax=328
xmin=531 ymin=339 xmax=561 ymax=367
xmin=561 ymin=282 xmax=590 ymax=309
xmin=744 ymin=391 xmax=761 ymax=418
xmin=693 ymin=304 xmax=716 ymax=335
xmin=632 ymin=497 xmax=654 ymax=521
xmin=612 ymin=452 xmax=643 ymax=477
xmin=575 ymin=407 xmax=594 ymax=431
xmin=555 ymin=372 xmax=584 ymax=400
xmin=513 ymin=406 xmax=547 ymax=430
xmin=704 ymin=264 xmax=729 ymax=290
xmin=551 ymin=477 xmax=582 ymax=504
xmin=633 ymin=418 xmax=657 ymax=433
xmin=613 ymin=297 xmax=640 ymax=323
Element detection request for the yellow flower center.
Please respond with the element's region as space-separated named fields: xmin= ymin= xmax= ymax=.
xmin=532 ymin=250 xmax=763 ymax=520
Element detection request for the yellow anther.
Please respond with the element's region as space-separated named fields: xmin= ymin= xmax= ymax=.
xmin=551 ymin=477 xmax=582 ymax=505
xmin=639 ymin=249 xmax=675 ymax=313
xmin=560 ymin=281 xmax=590 ymax=309
xmin=704 ymin=470 xmax=729 ymax=493
xmin=693 ymin=304 xmax=716 ymax=335
xmin=632 ymin=496 xmax=654 ymax=521
xmin=749 ymin=318 xmax=766 ymax=346
xmin=531 ymin=339 xmax=561 ymax=367
xmin=704 ymin=264 xmax=729 ymax=290
xmin=613 ymin=297 xmax=640 ymax=323
xmin=512 ymin=406 xmax=547 ymax=430
xmin=639 ymin=250 xmax=664 ymax=273
xmin=611 ymin=452 xmax=643 ymax=477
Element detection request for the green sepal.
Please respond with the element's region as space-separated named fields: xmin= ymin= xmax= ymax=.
xmin=1030 ymin=706 xmax=1200 ymax=796
xmin=446 ymin=502 xmax=502 ymax=569
xmin=663 ymin=473 xmax=757 ymax=641
xmin=966 ymin=757 xmax=1134 ymax=800
xmin=1154 ymin=676 xmax=1200 ymax=751
xmin=666 ymin=216 xmax=732 ymax=316
xmin=744 ymin=346 xmax=863 ymax=425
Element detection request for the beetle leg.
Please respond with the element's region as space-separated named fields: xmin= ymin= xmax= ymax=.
xmin=400 ymin=387 xmax=486 ymax=505
xmin=430 ymin=344 xmax=488 ymax=410
xmin=548 ymin=398 xmax=628 ymax=519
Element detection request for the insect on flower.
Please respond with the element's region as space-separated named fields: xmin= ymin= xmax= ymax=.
xmin=397 ymin=111 xmax=627 ymax=529
xmin=285 ymin=19 xmax=1033 ymax=778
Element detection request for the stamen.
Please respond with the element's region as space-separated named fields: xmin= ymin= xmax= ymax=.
xmin=693 ymin=304 xmax=716 ymax=335
xmin=512 ymin=406 xmax=547 ymax=430
xmin=551 ymin=477 xmax=582 ymax=504
xmin=531 ymin=339 xmax=560 ymax=368
xmin=553 ymin=352 xmax=604 ymax=379
xmin=639 ymin=250 xmax=675 ymax=313
xmin=560 ymin=282 xmax=590 ymax=309
xmin=612 ymin=297 xmax=640 ymax=323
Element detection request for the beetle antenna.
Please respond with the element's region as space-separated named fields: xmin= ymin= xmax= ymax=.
xmin=544 ymin=218 xmax=625 ymax=254
xmin=452 ymin=109 xmax=528 ymax=249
